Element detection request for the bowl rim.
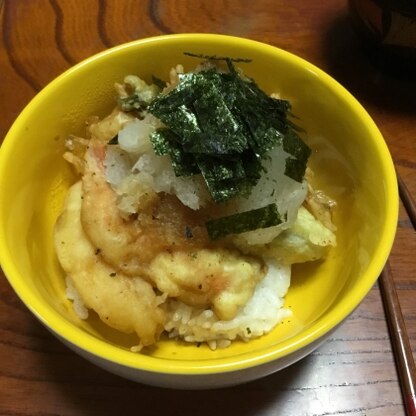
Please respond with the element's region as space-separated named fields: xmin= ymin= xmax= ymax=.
xmin=0 ymin=33 xmax=398 ymax=375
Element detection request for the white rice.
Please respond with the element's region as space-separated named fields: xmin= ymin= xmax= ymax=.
xmin=65 ymin=276 xmax=89 ymax=320
xmin=164 ymin=261 xmax=291 ymax=349
xmin=66 ymin=261 xmax=291 ymax=349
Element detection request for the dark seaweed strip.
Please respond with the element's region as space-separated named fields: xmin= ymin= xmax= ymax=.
xmin=191 ymin=85 xmax=248 ymax=154
xmin=282 ymin=129 xmax=311 ymax=182
xmin=183 ymin=52 xmax=252 ymax=64
xmin=196 ymin=155 xmax=247 ymax=202
xmin=205 ymin=203 xmax=283 ymax=240
xmin=108 ymin=135 xmax=118 ymax=145
xmin=147 ymin=57 xmax=311 ymax=207
xmin=151 ymin=75 xmax=167 ymax=89
xmin=150 ymin=128 xmax=199 ymax=176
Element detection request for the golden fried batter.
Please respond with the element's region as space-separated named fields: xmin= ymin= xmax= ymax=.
xmin=54 ymin=182 xmax=166 ymax=347
xmin=79 ymin=141 xmax=266 ymax=320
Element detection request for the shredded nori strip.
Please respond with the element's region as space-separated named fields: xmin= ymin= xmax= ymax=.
xmin=145 ymin=54 xmax=311 ymax=238
xmin=152 ymin=75 xmax=167 ymax=89
xmin=148 ymin=57 xmax=309 ymax=187
xmin=150 ymin=128 xmax=199 ymax=176
xmin=282 ymin=129 xmax=311 ymax=182
xmin=191 ymin=86 xmax=248 ymax=154
xmin=183 ymin=52 xmax=252 ymax=63
xmin=205 ymin=203 xmax=283 ymax=240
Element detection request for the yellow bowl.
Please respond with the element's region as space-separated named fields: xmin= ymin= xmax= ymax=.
xmin=0 ymin=34 xmax=398 ymax=389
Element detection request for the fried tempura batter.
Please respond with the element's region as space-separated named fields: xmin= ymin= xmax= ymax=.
xmin=149 ymin=249 xmax=265 ymax=320
xmin=78 ymin=141 xmax=266 ymax=321
xmin=80 ymin=141 xmax=210 ymax=274
xmin=54 ymin=182 xmax=166 ymax=347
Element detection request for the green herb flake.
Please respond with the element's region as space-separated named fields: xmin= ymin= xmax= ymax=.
xmin=118 ymin=94 xmax=148 ymax=112
xmin=205 ymin=203 xmax=283 ymax=240
xmin=185 ymin=226 xmax=193 ymax=239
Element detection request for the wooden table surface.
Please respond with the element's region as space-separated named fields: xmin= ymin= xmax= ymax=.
xmin=0 ymin=1 xmax=415 ymax=415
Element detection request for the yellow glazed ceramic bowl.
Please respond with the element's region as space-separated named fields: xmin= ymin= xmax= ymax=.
xmin=0 ymin=34 xmax=398 ymax=389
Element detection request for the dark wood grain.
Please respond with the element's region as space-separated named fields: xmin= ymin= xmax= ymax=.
xmin=0 ymin=1 xmax=415 ymax=415
xmin=398 ymin=173 xmax=416 ymax=229
xmin=380 ymin=262 xmax=416 ymax=416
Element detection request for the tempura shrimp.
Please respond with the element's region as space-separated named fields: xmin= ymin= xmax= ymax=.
xmin=80 ymin=140 xmax=209 ymax=275
xmin=79 ymin=141 xmax=266 ymax=320
xmin=54 ymin=182 xmax=166 ymax=347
